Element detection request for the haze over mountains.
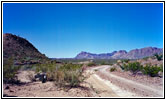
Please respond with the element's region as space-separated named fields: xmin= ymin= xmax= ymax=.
xmin=75 ymin=47 xmax=163 ymax=59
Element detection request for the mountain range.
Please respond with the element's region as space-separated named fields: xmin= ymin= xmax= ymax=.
xmin=75 ymin=47 xmax=163 ymax=59
xmin=3 ymin=33 xmax=163 ymax=61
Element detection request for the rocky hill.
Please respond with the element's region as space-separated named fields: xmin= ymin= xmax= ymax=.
xmin=3 ymin=33 xmax=48 ymax=64
xmin=121 ymin=47 xmax=163 ymax=59
xmin=75 ymin=47 xmax=163 ymax=59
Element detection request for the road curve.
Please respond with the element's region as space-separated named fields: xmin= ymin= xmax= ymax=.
xmin=88 ymin=65 xmax=163 ymax=97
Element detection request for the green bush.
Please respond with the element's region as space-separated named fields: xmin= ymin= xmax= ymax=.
xmin=142 ymin=65 xmax=161 ymax=77
xmin=54 ymin=64 xmax=85 ymax=87
xmin=35 ymin=62 xmax=85 ymax=88
xmin=120 ymin=64 xmax=130 ymax=71
xmin=154 ymin=54 xmax=163 ymax=61
xmin=143 ymin=57 xmax=149 ymax=61
xmin=94 ymin=69 xmax=98 ymax=72
xmin=122 ymin=59 xmax=130 ymax=63
xmin=35 ymin=62 xmax=62 ymax=81
xmin=92 ymin=59 xmax=117 ymax=65
xmin=110 ymin=67 xmax=117 ymax=72
xmin=35 ymin=61 xmax=58 ymax=73
xmin=128 ymin=62 xmax=143 ymax=74
xmin=160 ymin=64 xmax=163 ymax=72
xmin=87 ymin=62 xmax=96 ymax=67
xmin=101 ymin=61 xmax=106 ymax=65
xmin=119 ymin=65 xmax=125 ymax=70
xmin=120 ymin=62 xmax=143 ymax=74
xmin=3 ymin=58 xmax=21 ymax=83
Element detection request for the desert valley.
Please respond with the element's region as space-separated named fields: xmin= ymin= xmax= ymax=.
xmin=3 ymin=33 xmax=163 ymax=97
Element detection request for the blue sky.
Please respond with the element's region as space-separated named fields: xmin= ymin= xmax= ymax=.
xmin=3 ymin=3 xmax=163 ymax=58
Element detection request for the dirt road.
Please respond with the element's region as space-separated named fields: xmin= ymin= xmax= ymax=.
xmin=3 ymin=65 xmax=163 ymax=97
xmin=86 ymin=65 xmax=163 ymax=97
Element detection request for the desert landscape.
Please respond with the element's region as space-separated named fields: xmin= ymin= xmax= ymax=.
xmin=3 ymin=33 xmax=163 ymax=97
xmin=2 ymin=2 xmax=164 ymax=98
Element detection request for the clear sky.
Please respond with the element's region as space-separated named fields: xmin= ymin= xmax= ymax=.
xmin=3 ymin=3 xmax=163 ymax=58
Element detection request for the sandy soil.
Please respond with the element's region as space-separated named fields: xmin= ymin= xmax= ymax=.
xmin=3 ymin=71 xmax=98 ymax=97
xmin=3 ymin=65 xmax=163 ymax=97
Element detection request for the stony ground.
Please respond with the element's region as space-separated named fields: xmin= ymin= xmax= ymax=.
xmin=3 ymin=65 xmax=163 ymax=97
xmin=3 ymin=71 xmax=99 ymax=97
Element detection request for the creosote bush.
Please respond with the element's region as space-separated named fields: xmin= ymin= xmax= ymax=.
xmin=142 ymin=65 xmax=161 ymax=77
xmin=120 ymin=62 xmax=143 ymax=74
xmin=54 ymin=63 xmax=85 ymax=87
xmin=35 ymin=62 xmax=85 ymax=88
xmin=154 ymin=54 xmax=163 ymax=61
xmin=128 ymin=62 xmax=143 ymax=75
xmin=122 ymin=59 xmax=130 ymax=63
xmin=119 ymin=61 xmax=163 ymax=77
xmin=3 ymin=58 xmax=21 ymax=84
xmin=87 ymin=62 xmax=96 ymax=67
xmin=110 ymin=67 xmax=117 ymax=72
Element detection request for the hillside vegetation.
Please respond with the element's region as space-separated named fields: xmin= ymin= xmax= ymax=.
xmin=112 ymin=54 xmax=163 ymax=77
xmin=3 ymin=33 xmax=48 ymax=65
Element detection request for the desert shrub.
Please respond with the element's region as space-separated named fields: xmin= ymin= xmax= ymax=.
xmin=122 ymin=59 xmax=130 ymax=63
xmin=54 ymin=64 xmax=85 ymax=87
xmin=142 ymin=65 xmax=151 ymax=75
xmin=35 ymin=62 xmax=85 ymax=87
xmin=59 ymin=63 xmax=83 ymax=71
xmin=94 ymin=69 xmax=98 ymax=72
xmin=110 ymin=67 xmax=117 ymax=72
xmin=128 ymin=62 xmax=143 ymax=74
xmin=142 ymin=65 xmax=161 ymax=77
xmin=121 ymin=62 xmax=143 ymax=74
xmin=120 ymin=64 xmax=129 ymax=71
xmin=3 ymin=58 xmax=21 ymax=84
xmin=35 ymin=62 xmax=57 ymax=73
xmin=154 ymin=54 xmax=163 ymax=61
xmin=93 ymin=59 xmax=117 ymax=65
xmin=101 ymin=61 xmax=106 ymax=65
xmin=35 ymin=62 xmax=60 ymax=81
xmin=20 ymin=65 xmax=34 ymax=71
xmin=159 ymin=64 xmax=163 ymax=72
xmin=119 ymin=65 xmax=124 ymax=70
xmin=87 ymin=62 xmax=96 ymax=67
xmin=143 ymin=57 xmax=149 ymax=61
xmin=64 ymin=70 xmax=85 ymax=87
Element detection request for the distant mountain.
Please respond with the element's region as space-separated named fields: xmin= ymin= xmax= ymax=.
xmin=3 ymin=33 xmax=48 ymax=64
xmin=121 ymin=47 xmax=163 ymax=59
xmin=111 ymin=50 xmax=127 ymax=59
xmin=75 ymin=47 xmax=163 ymax=59
xmin=75 ymin=51 xmax=117 ymax=59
